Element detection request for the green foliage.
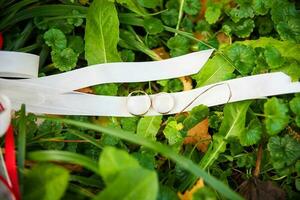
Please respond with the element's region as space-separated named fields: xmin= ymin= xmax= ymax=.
xmin=183 ymin=0 xmax=201 ymax=15
xmin=239 ymin=118 xmax=262 ymax=146
xmin=264 ymin=46 xmax=284 ymax=69
xmin=120 ymin=49 xmax=135 ymax=62
xmin=24 ymin=164 xmax=69 ymax=200
xmin=92 ymin=83 xmax=119 ymax=96
xmin=99 ymin=146 xmax=140 ymax=183
xmin=67 ymin=35 xmax=84 ymax=54
xmin=192 ymin=54 xmax=235 ymax=87
xmin=85 ymin=0 xmax=121 ymax=65
xmin=226 ymin=43 xmax=256 ymax=75
xmin=167 ymin=35 xmax=190 ymax=57
xmin=137 ymin=0 xmax=160 ymax=9
xmin=43 ymin=28 xmax=67 ymax=50
xmin=205 ymin=4 xmax=221 ymax=24
xmin=51 ymin=48 xmax=78 ymax=71
xmin=143 ymin=18 xmax=164 ymax=34
xmin=137 ymin=116 xmax=162 ymax=140
xmin=199 ymin=101 xmax=252 ymax=169
xmin=264 ymin=97 xmax=289 ymax=135
xmin=268 ymin=135 xmax=300 ymax=175
xmin=161 ymin=9 xmax=179 ymax=27
xmin=96 ymin=147 xmax=158 ymax=200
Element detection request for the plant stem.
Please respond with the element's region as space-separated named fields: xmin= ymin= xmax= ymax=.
xmin=175 ymin=0 xmax=185 ymax=35
xmin=253 ymin=143 xmax=263 ymax=177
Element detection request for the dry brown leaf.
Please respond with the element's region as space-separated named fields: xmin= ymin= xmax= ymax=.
xmin=152 ymin=47 xmax=170 ymax=59
xmin=76 ymin=87 xmax=94 ymax=94
xmin=178 ymin=179 xmax=205 ymax=200
xmin=184 ymin=118 xmax=211 ymax=152
xmin=179 ymin=76 xmax=193 ymax=91
xmin=217 ymin=32 xmax=231 ymax=45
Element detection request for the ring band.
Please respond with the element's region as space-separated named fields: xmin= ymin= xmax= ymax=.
xmin=126 ymin=90 xmax=151 ymax=116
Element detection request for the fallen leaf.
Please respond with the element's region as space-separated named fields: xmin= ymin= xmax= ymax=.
xmin=152 ymin=47 xmax=170 ymax=59
xmin=76 ymin=87 xmax=94 ymax=94
xmin=179 ymin=76 xmax=193 ymax=91
xmin=217 ymin=32 xmax=231 ymax=45
xmin=178 ymin=179 xmax=204 ymax=200
xmin=184 ymin=118 xmax=211 ymax=152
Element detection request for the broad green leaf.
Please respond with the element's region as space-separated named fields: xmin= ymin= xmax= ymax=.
xmin=264 ymin=46 xmax=284 ymax=69
xmin=239 ymin=118 xmax=262 ymax=146
xmin=137 ymin=116 xmax=162 ymax=140
xmin=43 ymin=28 xmax=66 ymax=50
xmin=137 ymin=0 xmax=160 ymax=8
xmin=205 ymin=4 xmax=221 ymax=24
xmin=199 ymin=101 xmax=252 ymax=169
xmin=24 ymin=164 xmax=69 ymax=200
xmin=229 ymin=6 xmax=254 ymax=23
xmin=51 ymin=48 xmax=78 ymax=72
xmin=163 ymin=121 xmax=183 ymax=145
xmin=113 ymin=0 xmax=147 ymax=15
xmin=92 ymin=83 xmax=119 ymax=96
xmin=275 ymin=59 xmax=300 ymax=82
xmin=239 ymin=37 xmax=300 ymax=62
xmin=268 ymin=135 xmax=300 ymax=174
xmin=94 ymin=168 xmax=158 ymax=200
xmin=264 ymin=97 xmax=289 ymax=135
xmin=226 ymin=43 xmax=256 ymax=75
xmin=252 ymin=0 xmax=269 ymax=15
xmin=85 ymin=0 xmax=121 ymax=65
xmin=143 ymin=17 xmax=164 ymax=34
xmin=290 ymin=96 xmax=300 ymax=116
xmin=167 ymin=35 xmax=190 ymax=57
xmin=183 ymin=0 xmax=201 ymax=15
xmin=192 ymin=54 xmax=235 ymax=87
xmin=99 ymin=146 xmax=140 ymax=183
xmin=28 ymin=150 xmax=99 ymax=175
xmin=39 ymin=116 xmax=244 ymax=200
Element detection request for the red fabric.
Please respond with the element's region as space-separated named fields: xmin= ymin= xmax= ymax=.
xmin=4 ymin=125 xmax=20 ymax=200
xmin=0 ymin=32 xmax=3 ymax=49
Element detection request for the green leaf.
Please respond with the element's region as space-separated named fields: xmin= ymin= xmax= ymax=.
xmin=92 ymin=83 xmax=119 ymax=96
xmin=94 ymin=168 xmax=158 ymax=200
xmin=239 ymin=37 xmax=300 ymax=63
xmin=99 ymin=146 xmax=140 ymax=183
xmin=43 ymin=28 xmax=67 ymax=50
xmin=163 ymin=121 xmax=183 ymax=145
xmin=205 ymin=4 xmax=221 ymax=24
xmin=85 ymin=0 xmax=121 ymax=65
xmin=28 ymin=150 xmax=100 ymax=175
xmin=264 ymin=46 xmax=284 ymax=69
xmin=264 ymin=97 xmax=289 ymax=135
xmin=137 ymin=116 xmax=162 ymax=140
xmin=252 ymin=0 xmax=269 ymax=15
xmin=226 ymin=43 xmax=256 ymax=75
xmin=183 ymin=105 xmax=209 ymax=130
xmin=51 ymin=48 xmax=78 ymax=71
xmin=67 ymin=35 xmax=84 ymax=54
xmin=161 ymin=9 xmax=179 ymax=27
xmin=228 ymin=6 xmax=254 ymax=23
xmin=120 ymin=117 xmax=139 ymax=132
xmin=276 ymin=19 xmax=300 ymax=43
xmin=143 ymin=17 xmax=164 ymax=35
xmin=200 ymin=101 xmax=252 ymax=169
xmin=39 ymin=116 xmax=244 ymax=200
xmin=167 ymin=35 xmax=190 ymax=57
xmin=275 ymin=59 xmax=300 ymax=82
xmin=239 ymin=118 xmax=262 ymax=146
xmin=24 ymin=164 xmax=69 ymax=200
xmin=231 ymin=18 xmax=255 ymax=38
xmin=268 ymin=135 xmax=300 ymax=173
xmin=290 ymin=96 xmax=300 ymax=116
xmin=120 ymin=49 xmax=135 ymax=62
xmin=192 ymin=54 xmax=235 ymax=87
xmin=114 ymin=0 xmax=147 ymax=15
xmin=137 ymin=0 xmax=160 ymax=9
xmin=183 ymin=0 xmax=201 ymax=15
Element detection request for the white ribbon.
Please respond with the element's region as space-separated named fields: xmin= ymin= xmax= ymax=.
xmin=0 ymin=50 xmax=300 ymax=118
xmin=0 ymin=95 xmax=11 ymax=137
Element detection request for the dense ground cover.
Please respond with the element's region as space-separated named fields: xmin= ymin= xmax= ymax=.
xmin=1 ymin=0 xmax=300 ymax=199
